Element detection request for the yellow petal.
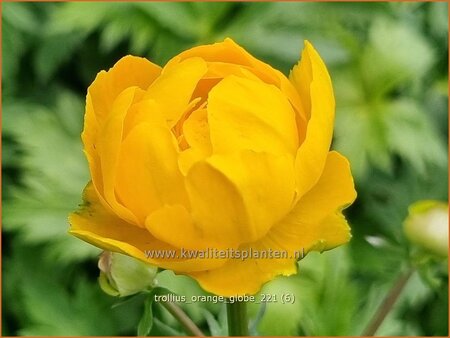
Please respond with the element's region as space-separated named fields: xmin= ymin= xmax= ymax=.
xmin=208 ymin=75 xmax=298 ymax=155
xmin=116 ymin=115 xmax=189 ymax=224
xmin=186 ymin=160 xmax=251 ymax=246
xmin=177 ymin=108 xmax=212 ymax=174
xmin=190 ymin=62 xmax=261 ymax=106
xmin=173 ymin=38 xmax=307 ymax=136
xmin=167 ymin=39 xmax=251 ymax=68
xmin=87 ymin=55 xmax=161 ymax=123
xmin=204 ymin=62 xmax=261 ymax=81
xmin=178 ymin=147 xmax=205 ymax=176
xmin=188 ymin=63 xmax=264 ymax=114
xmin=145 ymin=57 xmax=207 ymax=127
xmin=69 ymin=183 xmax=227 ymax=272
xmin=268 ymin=151 xmax=356 ymax=253
xmin=221 ymin=38 xmax=307 ymax=128
xmin=190 ymin=239 xmax=297 ymax=296
xmin=82 ymin=56 xmax=161 ymax=215
xmin=289 ymin=42 xmax=313 ymax=119
xmin=186 ymin=151 xmax=296 ymax=246
xmin=209 ymin=152 xmax=296 ymax=240
xmin=291 ymin=41 xmax=336 ymax=197
xmin=94 ymin=87 xmax=146 ymax=225
xmin=189 ymin=152 xmax=354 ymax=296
xmin=145 ymin=204 xmax=230 ymax=251
xmin=183 ymin=108 xmax=211 ymax=153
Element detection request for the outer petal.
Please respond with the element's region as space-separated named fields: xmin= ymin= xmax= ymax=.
xmin=185 ymin=151 xmax=296 ymax=246
xmin=190 ymin=238 xmax=297 ymax=296
xmin=145 ymin=204 xmax=230 ymax=251
xmin=290 ymin=41 xmax=336 ymax=197
xmin=208 ymin=75 xmax=298 ymax=155
xmin=190 ymin=151 xmax=355 ymax=296
xmin=144 ymin=57 xmax=207 ymax=127
xmin=167 ymin=39 xmax=253 ymax=70
xmin=69 ymin=183 xmax=227 ymax=272
xmin=289 ymin=43 xmax=313 ymax=120
xmin=268 ymin=151 xmax=356 ymax=253
xmin=83 ymin=56 xmax=161 ymax=223
xmin=203 ymin=62 xmax=262 ymax=81
xmin=94 ymin=87 xmax=145 ymax=225
xmin=207 ymin=152 xmax=297 ymax=241
xmin=185 ymin=160 xmax=251 ymax=247
xmin=87 ymin=55 xmax=161 ymax=123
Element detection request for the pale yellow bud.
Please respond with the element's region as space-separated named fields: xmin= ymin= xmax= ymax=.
xmin=403 ymin=200 xmax=448 ymax=257
xmin=98 ymin=251 xmax=158 ymax=297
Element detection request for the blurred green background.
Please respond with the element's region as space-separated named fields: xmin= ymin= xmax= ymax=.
xmin=2 ymin=1 xmax=448 ymax=336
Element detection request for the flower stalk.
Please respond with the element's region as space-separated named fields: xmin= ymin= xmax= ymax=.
xmin=160 ymin=301 xmax=205 ymax=336
xmin=362 ymin=269 xmax=414 ymax=336
xmin=227 ymin=301 xmax=249 ymax=336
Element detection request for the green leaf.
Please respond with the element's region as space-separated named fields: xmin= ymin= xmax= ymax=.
xmin=189 ymin=2 xmax=235 ymax=39
xmin=150 ymin=31 xmax=192 ymax=68
xmin=156 ymin=270 xmax=213 ymax=324
xmin=138 ymin=294 xmax=155 ymax=336
xmin=428 ymin=2 xmax=448 ymax=42
xmin=47 ymin=2 xmax=111 ymax=35
xmin=385 ymin=99 xmax=447 ymax=174
xmin=334 ymin=105 xmax=390 ymax=179
xmin=334 ymin=96 xmax=446 ymax=180
xmin=99 ymin=15 xmax=132 ymax=52
xmin=135 ymin=2 xmax=198 ymax=39
xmin=361 ymin=17 xmax=435 ymax=97
xmin=2 ymin=97 xmax=97 ymax=263
xmin=353 ymin=162 xmax=448 ymax=244
xmin=251 ymin=276 xmax=303 ymax=335
xmin=98 ymin=8 xmax=156 ymax=55
xmin=248 ymin=302 xmax=266 ymax=335
xmin=53 ymin=90 xmax=85 ymax=136
xmin=20 ymin=278 xmax=116 ymax=335
xmin=2 ymin=2 xmax=40 ymax=33
xmin=3 ymin=244 xmax=119 ymax=336
xmin=202 ymin=308 xmax=227 ymax=336
xmin=35 ymin=32 xmax=86 ymax=83
xmin=2 ymin=21 xmax=27 ymax=93
xmin=153 ymin=318 xmax=185 ymax=336
xmin=298 ymin=249 xmax=360 ymax=335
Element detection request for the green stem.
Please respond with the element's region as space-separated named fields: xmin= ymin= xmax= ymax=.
xmin=160 ymin=301 xmax=205 ymax=336
xmin=362 ymin=269 xmax=414 ymax=336
xmin=227 ymin=301 xmax=249 ymax=336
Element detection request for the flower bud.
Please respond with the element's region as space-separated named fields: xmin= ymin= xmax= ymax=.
xmin=98 ymin=251 xmax=158 ymax=297
xmin=403 ymin=200 xmax=448 ymax=257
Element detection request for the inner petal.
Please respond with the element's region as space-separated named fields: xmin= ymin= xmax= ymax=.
xmin=207 ymin=75 xmax=299 ymax=156
xmin=115 ymin=119 xmax=189 ymax=225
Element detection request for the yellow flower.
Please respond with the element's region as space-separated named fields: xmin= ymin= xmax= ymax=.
xmin=69 ymin=38 xmax=356 ymax=296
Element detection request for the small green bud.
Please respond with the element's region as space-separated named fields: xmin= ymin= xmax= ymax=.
xmin=98 ymin=251 xmax=158 ymax=297
xmin=403 ymin=200 xmax=448 ymax=257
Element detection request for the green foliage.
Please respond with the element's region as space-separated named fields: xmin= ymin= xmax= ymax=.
xmin=138 ymin=293 xmax=156 ymax=336
xmin=3 ymin=243 xmax=143 ymax=336
xmin=2 ymin=1 xmax=448 ymax=337
xmin=2 ymin=93 xmax=98 ymax=264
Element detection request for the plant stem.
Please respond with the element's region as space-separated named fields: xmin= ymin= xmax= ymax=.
xmin=362 ymin=269 xmax=414 ymax=336
xmin=160 ymin=301 xmax=205 ymax=336
xmin=227 ymin=301 xmax=249 ymax=336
